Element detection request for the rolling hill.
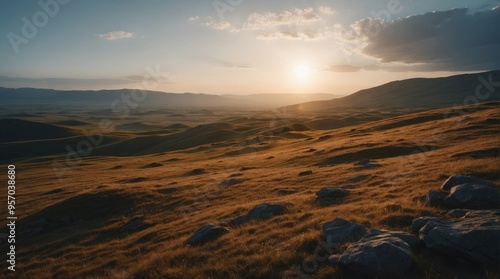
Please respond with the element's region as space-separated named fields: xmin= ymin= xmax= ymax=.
xmin=282 ymin=70 xmax=500 ymax=112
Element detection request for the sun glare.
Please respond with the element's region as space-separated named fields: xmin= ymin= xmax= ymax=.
xmin=293 ymin=64 xmax=312 ymax=81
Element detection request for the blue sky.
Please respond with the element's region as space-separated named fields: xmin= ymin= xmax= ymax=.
xmin=0 ymin=0 xmax=498 ymax=94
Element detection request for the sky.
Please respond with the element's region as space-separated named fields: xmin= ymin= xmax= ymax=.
xmin=0 ymin=0 xmax=499 ymax=95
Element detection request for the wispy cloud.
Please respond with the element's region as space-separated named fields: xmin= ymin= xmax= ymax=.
xmin=194 ymin=6 xmax=334 ymax=41
xmin=257 ymin=30 xmax=329 ymax=41
xmin=202 ymin=19 xmax=240 ymax=32
xmin=318 ymin=6 xmax=335 ymax=16
xmin=246 ymin=8 xmax=321 ymax=30
xmin=97 ymin=31 xmax=134 ymax=41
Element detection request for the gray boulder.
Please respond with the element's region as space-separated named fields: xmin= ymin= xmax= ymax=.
xmin=368 ymin=229 xmax=418 ymax=247
xmin=412 ymin=209 xmax=500 ymax=265
xmin=424 ymin=190 xmax=448 ymax=207
xmin=322 ymin=218 xmax=367 ymax=249
xmin=316 ymin=188 xmax=348 ymax=199
xmin=411 ymin=216 xmax=446 ymax=233
xmin=441 ymin=174 xmax=497 ymax=191
xmin=228 ymin=202 xmax=287 ymax=226
xmin=187 ymin=224 xmax=229 ymax=245
xmin=338 ymin=232 xmax=413 ymax=278
xmin=247 ymin=203 xmax=286 ymax=220
xmin=442 ymin=183 xmax=499 ymax=209
xmin=220 ymin=178 xmax=244 ymax=187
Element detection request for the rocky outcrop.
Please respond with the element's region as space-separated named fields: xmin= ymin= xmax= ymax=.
xmin=412 ymin=209 xmax=500 ymax=265
xmin=441 ymin=174 xmax=498 ymax=191
xmin=442 ymin=183 xmax=499 ymax=209
xmin=424 ymin=175 xmax=499 ymax=209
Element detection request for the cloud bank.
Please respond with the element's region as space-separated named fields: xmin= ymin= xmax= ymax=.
xmin=336 ymin=7 xmax=500 ymax=71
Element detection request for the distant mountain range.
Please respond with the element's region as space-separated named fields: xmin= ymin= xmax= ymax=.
xmin=1 ymin=70 xmax=498 ymax=110
xmin=0 ymin=87 xmax=338 ymax=108
xmin=282 ymin=70 xmax=500 ymax=112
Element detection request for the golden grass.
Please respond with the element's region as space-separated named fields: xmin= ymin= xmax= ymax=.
xmin=5 ymin=102 xmax=500 ymax=278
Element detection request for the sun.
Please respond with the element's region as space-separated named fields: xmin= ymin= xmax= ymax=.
xmin=293 ymin=63 xmax=312 ymax=81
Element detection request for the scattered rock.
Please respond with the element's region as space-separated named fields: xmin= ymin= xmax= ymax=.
xmin=185 ymin=168 xmax=206 ymax=176
xmin=276 ymin=189 xmax=295 ymax=195
xmin=412 ymin=209 xmax=500 ymax=265
xmin=187 ymin=224 xmax=229 ymax=246
xmin=318 ymin=135 xmax=332 ymax=141
xmin=227 ymin=203 xmax=287 ymax=227
xmin=110 ymin=164 xmax=123 ymax=170
xmin=338 ymin=231 xmax=413 ymax=278
xmin=239 ymin=166 xmax=253 ymax=171
xmin=322 ymin=218 xmax=367 ymax=249
xmin=442 ymin=183 xmax=499 ymax=209
xmin=141 ymin=162 xmax=163 ymax=168
xmin=229 ymin=173 xmax=243 ymax=178
xmin=156 ymin=187 xmax=178 ymax=194
xmin=220 ymin=178 xmax=244 ymax=187
xmin=441 ymin=174 xmax=498 ymax=191
xmin=424 ymin=190 xmax=448 ymax=207
xmin=266 ymin=156 xmax=275 ymax=160
xmin=316 ymin=188 xmax=348 ymax=199
xmin=118 ymin=177 xmax=148 ymax=183
xmin=341 ymin=184 xmax=356 ymax=190
xmin=350 ymin=175 xmax=366 ymax=182
xmin=299 ymin=170 xmax=313 ymax=176
xmin=247 ymin=203 xmax=287 ymax=220
xmin=120 ymin=216 xmax=144 ymax=232
xmin=305 ymin=148 xmax=317 ymax=153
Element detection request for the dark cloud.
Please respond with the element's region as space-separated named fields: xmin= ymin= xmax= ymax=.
xmin=345 ymin=7 xmax=500 ymax=71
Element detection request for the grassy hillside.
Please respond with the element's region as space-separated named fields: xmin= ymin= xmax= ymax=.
xmin=4 ymin=101 xmax=499 ymax=279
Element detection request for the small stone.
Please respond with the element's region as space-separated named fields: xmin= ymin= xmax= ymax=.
xmin=299 ymin=170 xmax=313 ymax=176
xmin=220 ymin=178 xmax=244 ymax=187
xmin=316 ymin=188 xmax=348 ymax=199
xmin=187 ymin=224 xmax=229 ymax=245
